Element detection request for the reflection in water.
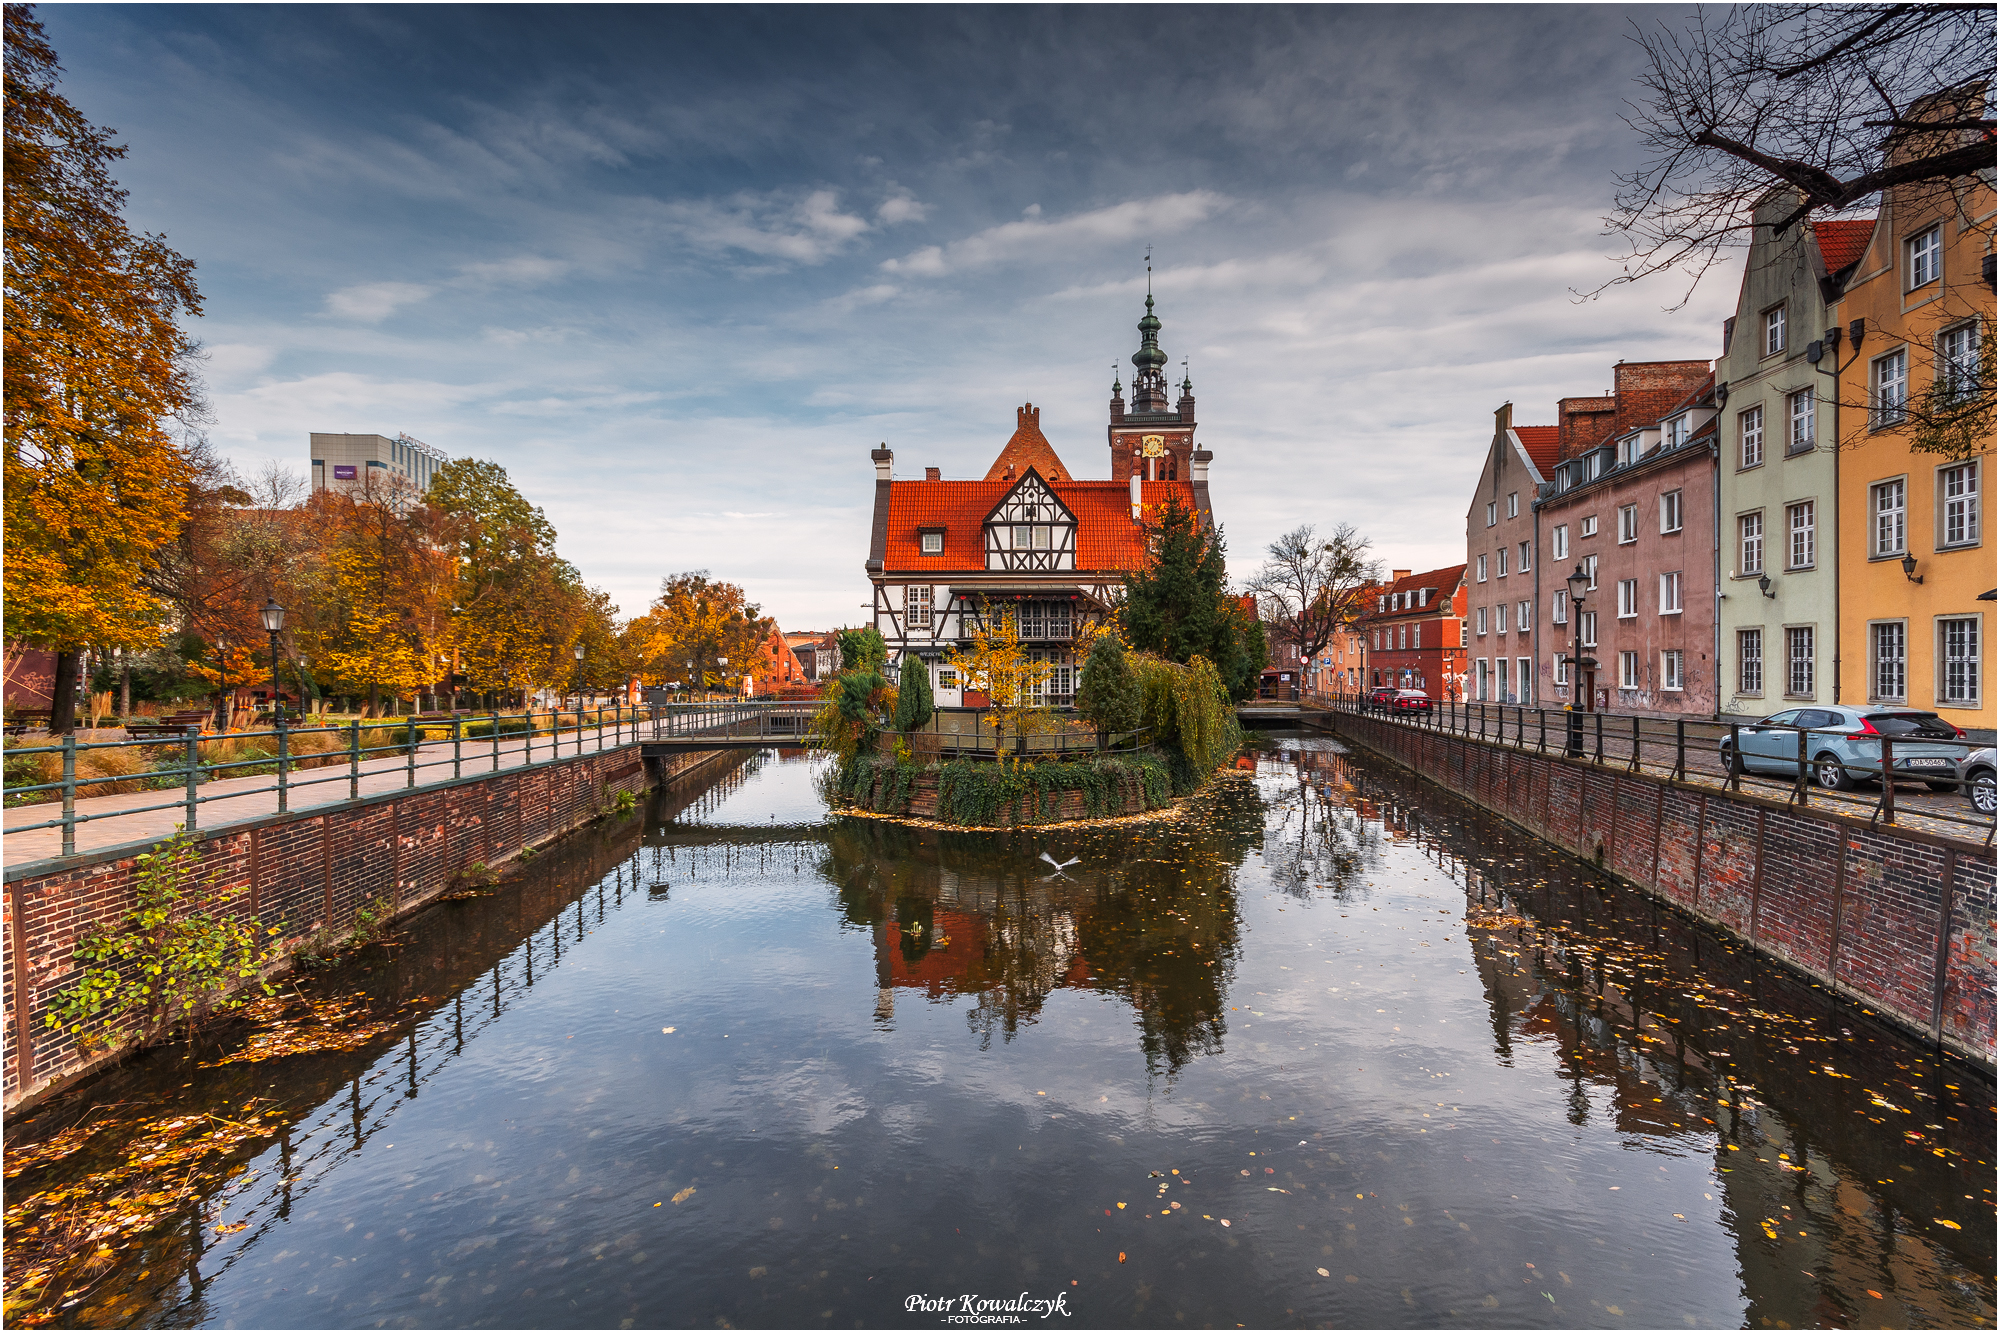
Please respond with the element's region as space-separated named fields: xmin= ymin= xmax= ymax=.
xmin=3 ymin=741 xmax=1991 ymax=1330
xmin=822 ymin=797 xmax=1256 ymax=1073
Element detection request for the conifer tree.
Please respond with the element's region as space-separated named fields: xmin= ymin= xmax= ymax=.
xmin=1120 ymin=493 xmax=1264 ymax=702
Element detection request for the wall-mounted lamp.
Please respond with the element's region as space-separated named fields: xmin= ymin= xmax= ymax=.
xmin=1757 ymin=573 xmax=1776 ymax=599
xmin=1902 ymin=553 xmax=1924 ymax=585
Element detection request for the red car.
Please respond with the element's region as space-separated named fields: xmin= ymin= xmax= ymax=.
xmin=1364 ymin=687 xmax=1397 ymax=712
xmin=1389 ymin=690 xmax=1433 ymax=713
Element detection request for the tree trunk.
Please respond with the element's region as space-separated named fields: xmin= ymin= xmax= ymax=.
xmin=118 ymin=648 xmax=132 ymax=719
xmin=368 ymin=682 xmax=382 ymax=718
xmin=49 ymin=650 xmax=81 ymax=733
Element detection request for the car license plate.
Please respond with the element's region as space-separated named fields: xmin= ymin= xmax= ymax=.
xmin=1900 ymin=758 xmax=1952 ymax=769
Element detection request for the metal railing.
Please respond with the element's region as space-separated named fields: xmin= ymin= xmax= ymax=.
xmin=649 ymin=701 xmax=819 ymax=744
xmin=4 ymin=705 xmax=656 ymax=859
xmin=880 ymin=707 xmax=1151 ymax=760
xmin=1307 ymin=691 xmax=1995 ymax=840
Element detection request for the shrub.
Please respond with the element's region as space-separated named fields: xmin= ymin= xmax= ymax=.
xmin=1076 ymin=635 xmax=1141 ymax=739
xmin=892 ymin=655 xmax=934 ymax=731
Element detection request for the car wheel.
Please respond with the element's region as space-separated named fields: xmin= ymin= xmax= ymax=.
xmin=1813 ymin=754 xmax=1853 ymax=791
xmin=1970 ymin=769 xmax=1997 ymax=816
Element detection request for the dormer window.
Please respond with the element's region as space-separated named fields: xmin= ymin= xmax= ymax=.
xmin=1618 ymin=435 xmax=1642 ymax=467
xmin=1665 ymin=415 xmax=1689 ymax=449
xmin=920 ymin=529 xmax=944 ymax=555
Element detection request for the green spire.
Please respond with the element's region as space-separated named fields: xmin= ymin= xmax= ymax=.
xmin=1132 ymin=292 xmax=1167 ymax=373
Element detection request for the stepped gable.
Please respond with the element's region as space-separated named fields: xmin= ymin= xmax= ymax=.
xmin=983 ymin=403 xmax=1070 ymax=483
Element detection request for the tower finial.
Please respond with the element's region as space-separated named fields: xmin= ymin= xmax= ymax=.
xmin=1145 ymin=245 xmax=1152 ymax=295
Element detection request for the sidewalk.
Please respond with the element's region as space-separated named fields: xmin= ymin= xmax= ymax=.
xmin=3 ymin=725 xmax=637 ymax=870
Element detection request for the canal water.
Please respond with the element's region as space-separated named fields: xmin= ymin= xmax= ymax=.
xmin=7 ymin=736 xmax=1993 ymax=1329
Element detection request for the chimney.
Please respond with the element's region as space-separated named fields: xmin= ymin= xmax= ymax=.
xmin=872 ymin=446 xmax=893 ymax=482
xmin=924 ymin=466 xmax=941 ymax=482
xmin=1130 ymin=473 xmax=1142 ymax=521
xmin=1018 ymin=403 xmax=1040 ymax=430
xmin=1392 ymin=569 xmax=1411 ymax=582
xmin=1189 ymin=448 xmax=1210 ymax=484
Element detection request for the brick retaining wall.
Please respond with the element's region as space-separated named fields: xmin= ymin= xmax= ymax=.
xmin=848 ymin=766 xmax=1164 ymax=826
xmin=1325 ymin=711 xmax=1995 ymax=1069
xmin=3 ymin=743 xmax=725 ymax=1111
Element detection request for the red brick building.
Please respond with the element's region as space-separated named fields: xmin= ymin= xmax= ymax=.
xmin=1354 ymin=565 xmax=1468 ymax=700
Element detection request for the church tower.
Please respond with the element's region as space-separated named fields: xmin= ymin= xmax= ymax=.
xmin=1107 ymin=291 xmax=1199 ymax=481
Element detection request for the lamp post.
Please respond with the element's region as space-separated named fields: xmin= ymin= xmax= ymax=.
xmin=215 ymin=638 xmax=230 ymax=730
xmin=572 ymin=643 xmax=585 ymax=714
xmin=1564 ymin=564 xmax=1591 ymax=756
xmin=716 ymin=657 xmax=728 ymax=697
xmin=260 ymin=599 xmax=288 ymax=721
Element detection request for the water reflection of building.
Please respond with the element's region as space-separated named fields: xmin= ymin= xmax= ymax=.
xmin=826 ymin=810 xmax=1257 ymax=1073
xmin=1259 ymin=739 xmax=1994 ymax=1320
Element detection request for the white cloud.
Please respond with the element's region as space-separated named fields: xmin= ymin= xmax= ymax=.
xmin=324 ymin=281 xmax=433 ymax=322
xmin=876 ymin=190 xmax=928 ymax=225
xmin=658 ymin=187 xmax=874 ymax=266
xmin=880 ymin=191 xmax=1230 ymax=276
xmin=457 ymin=254 xmax=571 ymax=286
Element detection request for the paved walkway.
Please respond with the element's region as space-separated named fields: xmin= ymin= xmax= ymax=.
xmin=4 ymin=723 xmax=650 ymax=869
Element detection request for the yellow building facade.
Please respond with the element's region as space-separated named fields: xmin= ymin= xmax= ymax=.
xmin=1833 ymin=157 xmax=1995 ymax=734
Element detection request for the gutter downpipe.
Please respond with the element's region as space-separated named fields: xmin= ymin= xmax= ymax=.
xmin=1711 ymin=435 xmax=1724 ymax=720
xmin=1816 ymin=340 xmax=1846 ymax=704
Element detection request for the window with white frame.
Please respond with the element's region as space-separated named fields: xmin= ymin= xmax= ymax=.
xmin=1552 ymin=524 xmax=1569 ymax=560
xmin=1870 ymin=478 xmax=1906 ymax=556
xmin=1507 ymin=492 xmax=1519 ymax=518
xmin=920 ymin=530 xmax=944 ymax=554
xmin=1517 ymin=600 xmax=1531 ymax=631
xmin=1553 ymin=653 xmax=1570 ymax=686
xmin=1788 ymin=387 xmax=1815 ymax=452
xmin=1497 ymin=547 xmax=1509 ymax=577
xmin=1486 ymin=500 xmax=1497 ymax=527
xmin=1397 ymin=626 xmax=1406 ymax=650
xmin=1517 ymin=657 xmax=1532 ymax=704
xmin=1787 ymin=501 xmax=1815 ymax=568
xmin=1939 ymin=323 xmax=1981 ymax=400
xmin=1476 ymin=554 xmax=1488 ymax=582
xmin=1659 ymin=571 xmax=1683 ymax=614
xmin=1660 ymin=490 xmax=1683 ymax=534
xmin=1872 ymin=349 xmax=1908 ymax=427
xmin=1619 ymin=651 xmax=1640 ymax=689
xmin=1738 ymin=628 xmax=1763 ymax=695
xmin=1740 ymin=405 xmax=1764 ymax=468
xmin=1412 ymin=622 xmax=1422 ymax=649
xmin=1618 ymin=435 xmax=1643 ymax=467
xmin=937 ymin=666 xmax=959 ymax=690
xmin=905 ymin=584 xmax=933 ymax=630
xmin=1941 ymin=462 xmax=1981 ymax=547
xmin=1740 ymin=511 xmax=1765 ymax=575
xmin=1551 ymin=589 xmax=1568 ymax=625
xmin=1908 ymin=225 xmax=1941 ymax=288
xmin=1518 ymin=540 xmax=1530 ymax=572
xmin=1764 ymin=304 xmax=1786 ymax=356
xmin=1618 ymin=504 xmax=1638 ymax=543
xmin=1617 ymin=579 xmax=1638 ymax=618
xmin=1580 ymin=610 xmax=1598 ymax=647
xmin=1941 ymin=617 xmax=1981 ymax=706
xmin=1583 ymin=553 xmax=1598 ymax=589
xmin=1580 ymin=515 xmax=1598 ymax=537
xmin=1476 ymin=606 xmax=1488 ymax=636
xmin=1662 ymin=649 xmax=1684 ymax=692
xmin=1786 ymin=626 xmax=1815 ymax=697
xmin=1870 ymin=621 xmax=1905 ymax=702
xmin=1666 ymin=414 xmax=1690 ymax=449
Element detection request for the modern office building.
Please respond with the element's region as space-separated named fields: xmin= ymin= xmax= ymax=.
xmin=310 ymin=432 xmax=449 ymax=498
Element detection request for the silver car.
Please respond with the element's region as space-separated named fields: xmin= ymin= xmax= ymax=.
xmin=1957 ymin=747 xmax=1997 ymax=816
xmin=1719 ymin=706 xmax=1969 ymax=791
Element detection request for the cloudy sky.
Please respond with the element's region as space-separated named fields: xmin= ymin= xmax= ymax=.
xmin=43 ymin=3 xmax=1737 ymax=630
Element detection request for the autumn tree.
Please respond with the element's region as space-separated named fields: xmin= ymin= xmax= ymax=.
xmin=947 ymin=601 xmax=1055 ymax=755
xmin=621 ymin=572 xmax=774 ymax=692
xmin=1120 ymin=493 xmax=1265 ymax=703
xmin=1245 ymin=523 xmax=1381 ymax=677
xmin=4 ymin=5 xmax=206 ymax=730
xmin=1599 ymin=4 xmax=1995 ymax=306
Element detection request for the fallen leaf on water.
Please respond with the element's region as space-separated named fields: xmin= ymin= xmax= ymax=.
xmin=213 ymin=1222 xmax=247 ymax=1235
xmin=1935 ymin=1219 xmax=1961 ymax=1231
xmin=1317 ymin=1268 xmax=1330 ymax=1277
xmin=1118 ymin=1252 xmax=1126 ymax=1264
xmin=1116 ymin=1202 xmax=1126 ymax=1210
xmin=1866 ymin=1291 xmax=1883 ymax=1299
xmin=671 ymin=1187 xmax=696 ymax=1204
xmin=1219 ymin=1219 xmax=1230 ymax=1227
xmin=663 ymin=1027 xmax=675 ymax=1034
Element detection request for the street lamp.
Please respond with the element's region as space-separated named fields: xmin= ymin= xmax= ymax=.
xmin=572 ymin=643 xmax=585 ymax=713
xmin=259 ymin=599 xmax=287 ymax=722
xmin=1563 ymin=564 xmax=1592 ymax=754
xmin=215 ymin=638 xmax=230 ymax=730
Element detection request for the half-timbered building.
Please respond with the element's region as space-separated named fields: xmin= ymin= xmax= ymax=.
xmin=864 ymin=299 xmax=1215 ymax=707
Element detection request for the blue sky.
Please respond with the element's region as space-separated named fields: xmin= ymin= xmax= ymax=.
xmin=42 ymin=3 xmax=1736 ymax=630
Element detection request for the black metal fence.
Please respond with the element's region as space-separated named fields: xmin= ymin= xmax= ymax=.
xmin=1309 ymin=692 xmax=1994 ymax=840
xmin=5 ymin=705 xmax=654 ymax=858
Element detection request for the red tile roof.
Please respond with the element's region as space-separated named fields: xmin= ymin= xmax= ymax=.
xmin=983 ymin=404 xmax=1073 ymax=484
xmin=1359 ymin=564 xmax=1467 ymax=621
xmin=1512 ymin=425 xmax=1560 ymax=477
xmin=884 ymin=475 xmax=1196 ymax=571
xmin=1813 ymin=219 xmax=1874 ymax=275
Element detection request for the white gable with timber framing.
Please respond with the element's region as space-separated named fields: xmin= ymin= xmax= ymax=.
xmin=984 ymin=469 xmax=1077 ymax=571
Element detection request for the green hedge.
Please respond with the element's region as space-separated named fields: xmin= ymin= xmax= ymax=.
xmin=839 ymin=752 xmax=1174 ymax=826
